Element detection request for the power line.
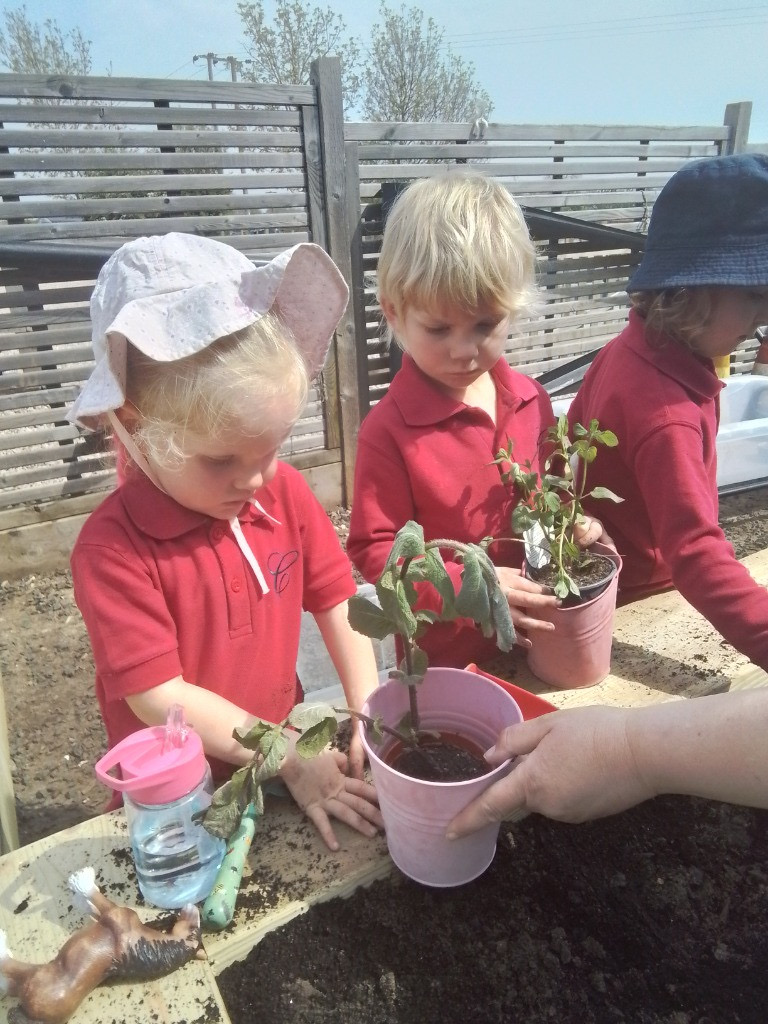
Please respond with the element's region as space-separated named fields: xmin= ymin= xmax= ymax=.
xmin=444 ymin=5 xmax=767 ymax=49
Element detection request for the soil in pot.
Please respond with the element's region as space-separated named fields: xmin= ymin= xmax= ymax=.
xmin=216 ymin=795 xmax=768 ymax=1024
xmin=528 ymin=550 xmax=617 ymax=605
xmin=384 ymin=731 xmax=489 ymax=783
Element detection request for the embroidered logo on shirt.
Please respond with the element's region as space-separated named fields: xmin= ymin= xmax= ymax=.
xmin=268 ymin=549 xmax=299 ymax=595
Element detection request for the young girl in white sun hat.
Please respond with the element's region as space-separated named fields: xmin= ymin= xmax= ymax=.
xmin=69 ymin=233 xmax=382 ymax=851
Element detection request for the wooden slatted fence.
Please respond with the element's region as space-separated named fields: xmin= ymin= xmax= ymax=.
xmin=344 ymin=102 xmax=756 ymax=416
xmin=0 ymin=66 xmax=758 ymax=553
xmin=0 ymin=60 xmax=357 ymax=534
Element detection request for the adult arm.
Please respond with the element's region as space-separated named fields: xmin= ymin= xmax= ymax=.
xmin=447 ymin=690 xmax=768 ymax=837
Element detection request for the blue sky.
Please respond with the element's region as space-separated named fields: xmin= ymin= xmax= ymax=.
xmin=8 ymin=0 xmax=768 ymax=141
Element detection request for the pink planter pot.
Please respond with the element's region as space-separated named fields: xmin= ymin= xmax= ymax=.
xmin=527 ymin=544 xmax=622 ymax=689
xmin=359 ymin=667 xmax=523 ymax=887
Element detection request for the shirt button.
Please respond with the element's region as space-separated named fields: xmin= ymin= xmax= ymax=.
xmin=211 ymin=525 xmax=224 ymax=541
xmin=231 ymin=577 xmax=242 ymax=593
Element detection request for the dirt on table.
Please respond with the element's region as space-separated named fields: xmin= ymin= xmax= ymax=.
xmin=2 ymin=491 xmax=768 ymax=1023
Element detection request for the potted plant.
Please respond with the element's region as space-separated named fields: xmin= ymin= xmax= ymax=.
xmin=495 ymin=415 xmax=624 ymax=688
xmin=345 ymin=520 xmax=524 ymax=887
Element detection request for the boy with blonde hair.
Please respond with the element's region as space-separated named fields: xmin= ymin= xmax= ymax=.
xmin=348 ymin=173 xmax=602 ymax=668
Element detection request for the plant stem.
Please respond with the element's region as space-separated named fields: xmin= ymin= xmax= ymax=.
xmin=397 ymin=554 xmax=421 ymax=733
xmin=341 ymin=708 xmax=420 ymax=748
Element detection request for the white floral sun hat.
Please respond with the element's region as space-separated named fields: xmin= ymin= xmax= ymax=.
xmin=68 ymin=233 xmax=349 ymax=429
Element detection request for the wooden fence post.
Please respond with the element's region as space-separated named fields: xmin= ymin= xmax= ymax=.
xmin=310 ymin=56 xmax=359 ymax=506
xmin=344 ymin=141 xmax=371 ymax=436
xmin=722 ymin=102 xmax=752 ymax=154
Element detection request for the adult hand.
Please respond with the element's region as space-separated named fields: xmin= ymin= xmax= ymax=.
xmin=280 ymin=742 xmax=383 ymax=851
xmin=446 ymin=706 xmax=654 ymax=837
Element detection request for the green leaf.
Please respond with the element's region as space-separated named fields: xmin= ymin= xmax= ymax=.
xmin=419 ymin=546 xmax=456 ymax=619
xmin=348 ymin=594 xmax=397 ymax=640
xmin=296 ymin=717 xmax=338 ymax=757
xmin=589 ymin=486 xmax=624 ymax=503
xmin=287 ymin=702 xmax=337 ymax=731
xmin=454 ymin=549 xmax=491 ymax=625
xmin=489 ymin=586 xmax=517 ymax=651
xmin=386 ymin=521 xmax=426 ymax=565
xmin=255 ymin=731 xmax=287 ymax=783
xmin=232 ymin=719 xmax=273 ymax=751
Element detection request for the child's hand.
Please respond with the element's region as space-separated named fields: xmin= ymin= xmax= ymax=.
xmin=348 ymin=726 xmax=367 ymax=781
xmin=573 ymin=515 xmax=615 ymax=551
xmin=279 ymin=739 xmax=383 ymax=852
xmin=495 ymin=566 xmax=558 ymax=638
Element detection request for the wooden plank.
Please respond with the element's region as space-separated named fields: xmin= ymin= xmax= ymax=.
xmin=0 ymin=72 xmax=315 ymax=105
xmin=0 ymin=813 xmax=234 ymax=1024
xmin=0 ymin=217 xmax=310 ymax=244
xmin=345 ymin=121 xmax=731 ymax=142
xmin=310 ymin=56 xmax=357 ymax=505
xmin=0 ymin=127 xmax=304 ymax=149
xmin=357 ymin=165 xmax=676 ymax=190
xmin=0 ymin=470 xmax=114 ymax=508
xmin=722 ymin=101 xmax=752 ymax=154
xmin=0 ymin=668 xmax=19 ymax=854
xmin=0 ymin=150 xmax=309 ymax=174
xmin=346 ymin=141 xmax=371 ymax=425
xmin=0 ymin=384 xmax=82 ymax=413
xmin=357 ymin=156 xmax=690 ymax=177
xmin=0 ymin=342 xmax=91 ymax=369
xmin=0 ymin=103 xmax=302 ymax=127
xmin=0 ymin=195 xmax=310 ymax=225
xmin=0 ymin=172 xmax=311 ymax=197
xmin=354 ymin=141 xmax=718 ymax=161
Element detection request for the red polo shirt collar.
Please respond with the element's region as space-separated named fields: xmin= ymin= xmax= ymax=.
xmin=624 ymin=308 xmax=723 ymax=404
xmin=119 ymin=469 xmax=274 ymax=541
xmin=389 ymin=353 xmax=541 ymax=426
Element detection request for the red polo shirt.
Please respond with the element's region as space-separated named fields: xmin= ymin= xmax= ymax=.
xmin=71 ymin=462 xmax=355 ymax=780
xmin=347 ymin=354 xmax=554 ymax=668
xmin=569 ymin=309 xmax=768 ymax=670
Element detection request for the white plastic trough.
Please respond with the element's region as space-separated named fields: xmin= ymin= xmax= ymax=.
xmin=551 ymin=373 xmax=768 ymax=493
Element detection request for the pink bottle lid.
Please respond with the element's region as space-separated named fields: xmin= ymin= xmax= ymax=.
xmin=95 ymin=705 xmax=207 ymax=805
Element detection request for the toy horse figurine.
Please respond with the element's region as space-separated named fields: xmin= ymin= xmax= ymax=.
xmin=0 ymin=866 xmax=205 ymax=1023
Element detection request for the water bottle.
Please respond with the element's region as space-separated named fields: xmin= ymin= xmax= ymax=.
xmin=95 ymin=704 xmax=226 ymax=909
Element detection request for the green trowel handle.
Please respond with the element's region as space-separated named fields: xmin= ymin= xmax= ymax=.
xmin=201 ymin=802 xmax=261 ymax=931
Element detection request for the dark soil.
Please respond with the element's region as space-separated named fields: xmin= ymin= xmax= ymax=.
xmin=218 ymin=798 xmax=768 ymax=1024
xmin=2 ymin=493 xmax=768 ymax=1023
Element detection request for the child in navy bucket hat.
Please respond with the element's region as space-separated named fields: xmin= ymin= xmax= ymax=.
xmin=69 ymin=234 xmax=382 ymax=851
xmin=569 ymin=153 xmax=768 ymax=672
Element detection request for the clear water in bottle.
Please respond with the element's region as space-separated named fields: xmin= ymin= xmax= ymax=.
xmin=126 ymin=770 xmax=225 ymax=908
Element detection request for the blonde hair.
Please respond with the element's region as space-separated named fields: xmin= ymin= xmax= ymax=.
xmin=629 ymin=288 xmax=714 ymax=349
xmin=377 ymin=173 xmax=538 ymax=341
xmin=125 ymin=313 xmax=309 ymax=468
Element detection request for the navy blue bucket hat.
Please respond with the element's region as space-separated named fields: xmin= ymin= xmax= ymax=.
xmin=627 ymin=153 xmax=768 ymax=291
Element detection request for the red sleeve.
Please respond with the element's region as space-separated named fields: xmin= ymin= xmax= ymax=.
xmin=347 ymin=428 xmax=463 ymax=597
xmin=635 ymin=422 xmax=768 ymax=669
xmin=288 ymin=468 xmax=357 ymax=614
xmin=71 ymin=540 xmax=183 ymax=698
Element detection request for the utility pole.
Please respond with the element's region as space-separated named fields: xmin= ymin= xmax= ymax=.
xmin=192 ymin=52 xmax=216 ymax=81
xmin=212 ymin=55 xmax=241 ymax=82
xmin=193 ymin=52 xmax=218 ymax=113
